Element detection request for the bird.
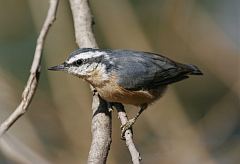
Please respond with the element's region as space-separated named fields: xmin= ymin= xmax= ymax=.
xmin=48 ymin=48 xmax=203 ymax=137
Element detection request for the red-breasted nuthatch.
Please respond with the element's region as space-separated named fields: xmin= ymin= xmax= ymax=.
xmin=48 ymin=48 xmax=203 ymax=134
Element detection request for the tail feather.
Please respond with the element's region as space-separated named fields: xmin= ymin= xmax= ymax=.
xmin=186 ymin=64 xmax=203 ymax=75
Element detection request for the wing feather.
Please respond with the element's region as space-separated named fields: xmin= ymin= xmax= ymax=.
xmin=107 ymin=50 xmax=194 ymax=90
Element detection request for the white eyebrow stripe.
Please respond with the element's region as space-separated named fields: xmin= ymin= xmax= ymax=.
xmin=66 ymin=51 xmax=108 ymax=64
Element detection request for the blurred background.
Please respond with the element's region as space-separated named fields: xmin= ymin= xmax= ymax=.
xmin=0 ymin=0 xmax=239 ymax=163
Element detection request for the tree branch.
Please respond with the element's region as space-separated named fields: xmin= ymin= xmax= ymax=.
xmin=0 ymin=0 xmax=59 ymax=137
xmin=69 ymin=0 xmax=111 ymax=163
xmin=114 ymin=104 xmax=141 ymax=164
xmin=69 ymin=1 xmax=141 ymax=163
xmin=69 ymin=0 xmax=97 ymax=48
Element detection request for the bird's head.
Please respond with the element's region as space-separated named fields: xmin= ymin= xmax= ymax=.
xmin=48 ymin=48 xmax=111 ymax=79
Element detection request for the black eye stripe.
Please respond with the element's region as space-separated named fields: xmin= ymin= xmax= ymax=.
xmin=63 ymin=62 xmax=68 ymax=66
xmin=72 ymin=59 xmax=83 ymax=66
xmin=76 ymin=60 xmax=83 ymax=65
xmin=71 ymin=56 xmax=104 ymax=66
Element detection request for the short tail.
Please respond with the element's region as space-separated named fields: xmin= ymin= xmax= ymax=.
xmin=186 ymin=64 xmax=203 ymax=75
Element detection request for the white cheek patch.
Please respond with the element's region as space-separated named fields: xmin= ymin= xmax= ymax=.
xmin=67 ymin=67 xmax=79 ymax=76
xmin=67 ymin=63 xmax=109 ymax=81
xmin=66 ymin=51 xmax=108 ymax=64
xmin=68 ymin=63 xmax=98 ymax=76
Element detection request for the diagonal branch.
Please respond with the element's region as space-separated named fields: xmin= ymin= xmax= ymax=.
xmin=113 ymin=103 xmax=141 ymax=164
xmin=0 ymin=0 xmax=59 ymax=137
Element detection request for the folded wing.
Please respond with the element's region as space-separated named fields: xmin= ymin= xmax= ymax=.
xmin=109 ymin=50 xmax=202 ymax=91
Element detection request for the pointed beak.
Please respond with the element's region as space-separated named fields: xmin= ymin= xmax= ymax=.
xmin=48 ymin=64 xmax=66 ymax=71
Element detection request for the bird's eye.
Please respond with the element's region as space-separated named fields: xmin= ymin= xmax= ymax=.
xmin=73 ymin=59 xmax=83 ymax=66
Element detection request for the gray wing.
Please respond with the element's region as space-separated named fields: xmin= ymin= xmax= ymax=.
xmin=108 ymin=50 xmax=193 ymax=90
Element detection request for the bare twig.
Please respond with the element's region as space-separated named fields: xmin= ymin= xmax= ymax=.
xmin=0 ymin=0 xmax=59 ymax=137
xmin=113 ymin=104 xmax=141 ymax=164
xmin=69 ymin=0 xmax=111 ymax=163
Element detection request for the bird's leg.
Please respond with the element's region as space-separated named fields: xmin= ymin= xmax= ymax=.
xmin=121 ymin=104 xmax=147 ymax=139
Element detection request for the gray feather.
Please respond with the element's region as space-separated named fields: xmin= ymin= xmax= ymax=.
xmin=103 ymin=49 xmax=201 ymax=90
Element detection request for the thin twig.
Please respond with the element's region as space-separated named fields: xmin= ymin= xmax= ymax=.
xmin=69 ymin=0 xmax=112 ymax=163
xmin=0 ymin=0 xmax=59 ymax=137
xmin=113 ymin=104 xmax=141 ymax=164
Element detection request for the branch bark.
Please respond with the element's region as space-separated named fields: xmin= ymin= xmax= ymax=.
xmin=0 ymin=0 xmax=59 ymax=137
xmin=69 ymin=1 xmax=141 ymax=163
xmin=114 ymin=104 xmax=141 ymax=164
xmin=69 ymin=0 xmax=111 ymax=163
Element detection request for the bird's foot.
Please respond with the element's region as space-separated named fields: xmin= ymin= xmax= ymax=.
xmin=107 ymin=103 xmax=114 ymax=113
xmin=108 ymin=107 xmax=113 ymax=113
xmin=120 ymin=118 xmax=136 ymax=140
